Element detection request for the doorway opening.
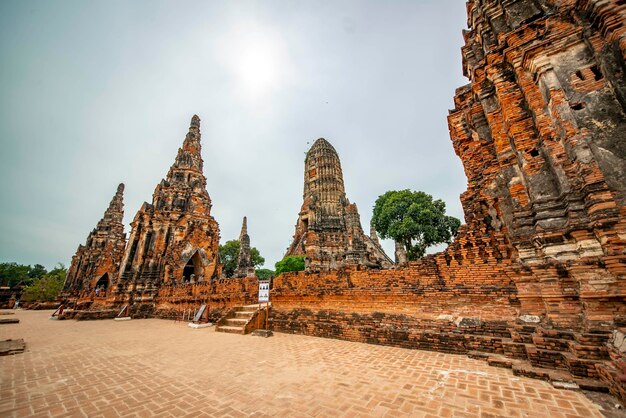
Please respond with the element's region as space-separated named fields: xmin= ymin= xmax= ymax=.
xmin=182 ymin=251 xmax=202 ymax=283
xmin=95 ymin=273 xmax=110 ymax=291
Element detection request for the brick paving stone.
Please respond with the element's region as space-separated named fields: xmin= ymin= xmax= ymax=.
xmin=0 ymin=310 xmax=613 ymax=417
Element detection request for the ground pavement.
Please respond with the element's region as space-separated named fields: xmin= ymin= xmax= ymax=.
xmin=0 ymin=310 xmax=618 ymax=417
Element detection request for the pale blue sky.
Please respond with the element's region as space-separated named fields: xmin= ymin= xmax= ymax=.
xmin=0 ymin=0 xmax=469 ymax=269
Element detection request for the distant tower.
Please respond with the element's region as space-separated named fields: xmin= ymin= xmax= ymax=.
xmin=394 ymin=241 xmax=407 ymax=267
xmin=234 ymin=216 xmax=256 ymax=278
xmin=285 ymin=138 xmax=392 ymax=271
xmin=116 ymin=115 xmax=221 ymax=297
xmin=370 ymin=224 xmax=381 ymax=247
xmin=63 ymin=183 xmax=127 ymax=295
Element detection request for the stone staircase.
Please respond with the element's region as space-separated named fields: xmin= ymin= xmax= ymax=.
xmin=215 ymin=305 xmax=262 ymax=335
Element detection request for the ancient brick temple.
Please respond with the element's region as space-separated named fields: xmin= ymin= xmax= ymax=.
xmin=234 ymin=217 xmax=255 ymax=278
xmin=115 ymin=115 xmax=222 ymax=301
xmin=60 ymin=0 xmax=626 ymax=404
xmin=63 ymin=183 xmax=126 ymax=295
xmin=448 ymin=0 xmax=626 ymax=329
xmin=285 ymin=138 xmax=393 ymax=271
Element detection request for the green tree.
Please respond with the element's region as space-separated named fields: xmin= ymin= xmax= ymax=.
xmin=28 ymin=264 xmax=47 ymax=280
xmin=255 ymin=269 xmax=275 ymax=280
xmin=372 ymin=190 xmax=461 ymax=260
xmin=0 ymin=262 xmax=32 ymax=287
xmin=274 ymin=256 xmax=305 ymax=276
xmin=219 ymin=240 xmax=265 ymax=278
xmin=21 ymin=263 xmax=66 ymax=302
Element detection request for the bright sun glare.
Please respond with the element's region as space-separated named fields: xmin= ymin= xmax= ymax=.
xmin=236 ymin=42 xmax=278 ymax=94
xmin=219 ymin=23 xmax=292 ymax=101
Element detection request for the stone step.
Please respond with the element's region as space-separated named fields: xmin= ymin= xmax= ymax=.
xmin=234 ymin=310 xmax=257 ymax=316
xmin=502 ymin=340 xmax=528 ymax=359
xmin=535 ymin=328 xmax=575 ymax=341
xmin=567 ymin=341 xmax=609 ymax=360
xmin=468 ymin=351 xmax=522 ymax=369
xmin=468 ymin=351 xmax=490 ymax=360
xmin=574 ymin=377 xmax=610 ymax=393
xmin=216 ymin=326 xmax=245 ymax=334
xmin=574 ymin=332 xmax=611 ymax=346
xmin=563 ymin=353 xmax=601 ymax=378
xmin=487 ymin=355 xmax=516 ymax=369
xmin=215 ymin=304 xmax=268 ymax=335
xmin=224 ymin=318 xmax=248 ymax=326
xmin=512 ymin=363 xmax=573 ymax=383
xmin=512 ymin=359 xmax=609 ymax=393
xmin=525 ymin=345 xmax=567 ymax=369
xmin=531 ymin=335 xmax=571 ymax=351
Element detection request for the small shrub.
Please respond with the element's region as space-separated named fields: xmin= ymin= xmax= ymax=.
xmin=274 ymin=256 xmax=305 ymax=276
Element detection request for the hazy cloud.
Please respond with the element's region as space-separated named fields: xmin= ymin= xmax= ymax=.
xmin=0 ymin=0 xmax=469 ymax=269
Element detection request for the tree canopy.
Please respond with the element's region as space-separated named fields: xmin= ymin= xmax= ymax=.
xmin=0 ymin=262 xmax=49 ymax=287
xmin=372 ymin=189 xmax=461 ymax=260
xmin=255 ymin=268 xmax=275 ymax=280
xmin=21 ymin=264 xmax=67 ymax=302
xmin=218 ymin=240 xmax=265 ymax=278
xmin=274 ymin=256 xmax=305 ymax=276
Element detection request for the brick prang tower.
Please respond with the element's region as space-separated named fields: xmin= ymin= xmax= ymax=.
xmin=115 ymin=115 xmax=222 ymax=302
xmin=286 ymin=138 xmax=393 ymax=271
xmin=234 ymin=216 xmax=256 ymax=278
xmin=63 ymin=183 xmax=126 ymax=295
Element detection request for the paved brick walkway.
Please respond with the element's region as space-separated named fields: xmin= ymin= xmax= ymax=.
xmin=0 ymin=310 xmax=610 ymax=417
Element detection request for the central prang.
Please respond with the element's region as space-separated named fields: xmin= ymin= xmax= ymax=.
xmin=285 ymin=138 xmax=392 ymax=271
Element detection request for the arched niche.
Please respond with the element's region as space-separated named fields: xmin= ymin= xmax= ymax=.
xmin=182 ymin=251 xmax=203 ymax=283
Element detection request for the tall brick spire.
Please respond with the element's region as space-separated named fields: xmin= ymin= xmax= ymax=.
xmin=286 ymin=138 xmax=392 ymax=271
xmin=370 ymin=223 xmax=381 ymax=247
xmin=63 ymin=183 xmax=127 ymax=294
xmin=303 ymin=138 xmax=347 ymax=229
xmin=96 ymin=183 xmax=125 ymax=236
xmin=167 ymin=114 xmax=204 ymax=183
xmin=157 ymin=114 xmax=211 ymax=211
xmin=116 ymin=114 xmax=221 ymax=294
xmin=234 ymin=216 xmax=255 ymax=278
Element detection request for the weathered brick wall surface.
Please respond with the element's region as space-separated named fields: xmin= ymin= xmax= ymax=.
xmin=272 ymin=309 xmax=513 ymax=354
xmin=269 ymin=265 xmax=622 ymax=397
xmin=154 ymin=277 xmax=259 ymax=320
xmin=448 ymin=0 xmax=626 ymax=330
xmin=272 ymin=257 xmax=518 ymax=319
xmin=270 ymin=262 xmax=525 ymax=371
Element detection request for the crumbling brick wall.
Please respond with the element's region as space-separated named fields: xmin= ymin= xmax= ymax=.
xmin=271 ymin=260 xmax=519 ymax=354
xmin=154 ymin=277 xmax=259 ymax=320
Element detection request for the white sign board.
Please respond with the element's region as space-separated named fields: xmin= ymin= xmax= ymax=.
xmin=258 ymin=281 xmax=270 ymax=303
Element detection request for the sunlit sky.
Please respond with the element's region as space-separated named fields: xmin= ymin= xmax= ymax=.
xmin=0 ymin=0 xmax=469 ymax=270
